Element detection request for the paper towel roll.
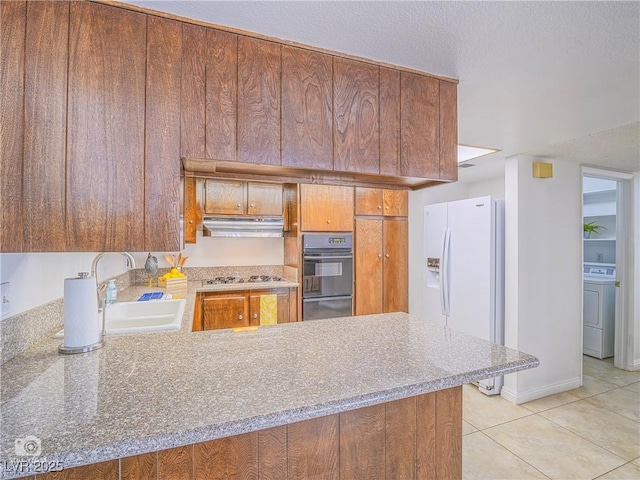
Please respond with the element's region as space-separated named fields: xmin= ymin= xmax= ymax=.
xmin=63 ymin=276 xmax=100 ymax=348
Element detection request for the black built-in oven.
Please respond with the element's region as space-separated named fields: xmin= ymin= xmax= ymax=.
xmin=302 ymin=233 xmax=353 ymax=321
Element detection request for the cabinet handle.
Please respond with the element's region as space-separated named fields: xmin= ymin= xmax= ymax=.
xmin=250 ymin=203 xmax=255 ymax=208
xmin=327 ymin=219 xmax=331 ymax=224
xmin=378 ymin=205 xmax=382 ymax=210
xmin=252 ymin=313 xmax=258 ymax=319
xmin=377 ymin=254 xmax=382 ymax=258
xmin=236 ymin=203 xmax=241 ymax=208
xmin=385 ymin=206 xmax=389 ymax=210
xmin=188 ymin=220 xmax=193 ymax=224
xmin=385 ymin=254 xmax=390 ymax=258
xmin=238 ymin=314 xmax=243 ymax=320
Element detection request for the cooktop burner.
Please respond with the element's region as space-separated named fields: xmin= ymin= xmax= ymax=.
xmin=205 ymin=275 xmax=284 ymax=285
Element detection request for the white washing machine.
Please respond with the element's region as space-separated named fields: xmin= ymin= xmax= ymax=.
xmin=583 ymin=263 xmax=616 ymax=359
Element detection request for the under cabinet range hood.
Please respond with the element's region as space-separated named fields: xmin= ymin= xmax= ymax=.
xmin=202 ymin=217 xmax=284 ymax=238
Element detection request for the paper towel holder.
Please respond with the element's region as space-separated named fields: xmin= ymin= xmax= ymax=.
xmin=58 ymin=273 xmax=106 ymax=355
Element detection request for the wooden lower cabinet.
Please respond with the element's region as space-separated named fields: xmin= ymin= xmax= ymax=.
xmin=195 ymin=288 xmax=297 ymax=331
xmin=355 ymin=218 xmax=408 ymax=315
xmin=37 ymin=387 xmax=462 ymax=480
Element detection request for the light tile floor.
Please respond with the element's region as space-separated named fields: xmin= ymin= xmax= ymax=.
xmin=463 ymin=356 xmax=640 ymax=480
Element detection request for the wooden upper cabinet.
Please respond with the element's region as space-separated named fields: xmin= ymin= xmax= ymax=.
xmin=439 ymin=81 xmax=458 ymax=181
xmin=145 ymin=15 xmax=182 ymax=251
xmin=333 ymin=58 xmax=379 ymax=174
xmin=379 ymin=68 xmax=401 ymax=176
xmin=238 ymin=36 xmax=281 ymax=165
xmin=66 ymin=1 xmax=146 ymax=251
xmin=204 ymin=180 xmax=245 ymax=215
xmin=180 ymin=23 xmax=206 ymax=159
xmin=401 ymin=72 xmax=439 ymax=179
xmin=1 ymin=0 xmax=26 ymax=252
xmin=247 ymin=183 xmax=283 ymax=216
xmin=300 ymin=184 xmax=354 ymax=232
xmin=206 ymin=28 xmax=237 ymax=162
xmin=23 ymin=0 xmax=69 ymax=252
xmin=355 ymin=188 xmax=407 ymax=217
xmin=281 ymin=46 xmax=333 ymax=170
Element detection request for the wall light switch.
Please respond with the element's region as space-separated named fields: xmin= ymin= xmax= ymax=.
xmin=1 ymin=282 xmax=10 ymax=319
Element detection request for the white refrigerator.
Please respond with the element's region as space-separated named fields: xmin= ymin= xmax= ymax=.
xmin=423 ymin=196 xmax=505 ymax=395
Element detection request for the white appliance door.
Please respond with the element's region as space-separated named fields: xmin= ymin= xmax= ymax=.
xmin=446 ymin=196 xmax=494 ymax=341
xmin=423 ymin=202 xmax=448 ymax=326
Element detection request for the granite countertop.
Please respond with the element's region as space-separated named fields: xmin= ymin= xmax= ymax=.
xmin=0 ymin=303 xmax=538 ymax=478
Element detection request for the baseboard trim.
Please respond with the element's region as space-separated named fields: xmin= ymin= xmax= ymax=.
xmin=501 ymin=377 xmax=582 ymax=404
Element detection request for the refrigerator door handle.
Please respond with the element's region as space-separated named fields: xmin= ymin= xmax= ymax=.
xmin=442 ymin=228 xmax=452 ymax=316
xmin=439 ymin=228 xmax=448 ymax=316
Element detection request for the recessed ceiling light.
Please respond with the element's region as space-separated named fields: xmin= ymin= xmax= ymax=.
xmin=457 ymin=145 xmax=499 ymax=163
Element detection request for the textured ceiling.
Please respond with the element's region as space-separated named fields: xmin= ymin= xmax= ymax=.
xmin=121 ymin=0 xmax=640 ymax=181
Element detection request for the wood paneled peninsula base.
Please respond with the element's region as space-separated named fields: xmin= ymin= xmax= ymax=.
xmin=2 ymin=312 xmax=538 ymax=479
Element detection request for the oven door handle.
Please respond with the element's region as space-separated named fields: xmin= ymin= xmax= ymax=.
xmin=303 ymin=255 xmax=353 ymax=260
xmin=303 ymin=295 xmax=352 ymax=302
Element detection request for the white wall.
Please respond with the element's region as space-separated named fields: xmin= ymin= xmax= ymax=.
xmin=502 ymin=155 xmax=583 ymax=403
xmin=633 ymin=174 xmax=640 ymax=369
xmin=0 ymin=236 xmax=283 ymax=318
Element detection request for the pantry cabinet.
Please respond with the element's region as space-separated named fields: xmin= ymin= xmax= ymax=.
xmin=355 ymin=188 xmax=408 ymax=217
xmin=196 ymin=288 xmax=296 ymax=331
xmin=204 ymin=180 xmax=283 ymax=216
xmin=300 ymin=184 xmax=354 ymax=232
xmin=355 ymin=218 xmax=408 ymax=315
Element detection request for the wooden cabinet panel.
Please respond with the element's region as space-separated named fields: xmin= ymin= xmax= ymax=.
xmin=386 ymin=396 xmax=416 ymax=480
xmin=439 ymin=80 xmax=458 ymax=181
xmin=383 ymin=218 xmax=408 ymax=313
xmin=0 ymin=0 xmax=25 ymax=252
xmin=158 ymin=445 xmax=194 ymax=480
xmin=184 ymin=177 xmax=198 ymax=244
xmin=39 ymin=460 xmax=119 ymax=480
xmin=299 ymin=184 xmax=354 ymax=232
xmin=288 ymin=415 xmax=339 ymax=480
xmin=121 ymin=452 xmax=158 ymax=480
xmin=355 ymin=219 xmax=383 ymax=315
xmin=333 ymin=57 xmax=379 ymax=174
xmin=435 ymin=387 xmax=463 ymax=479
xmin=248 ymin=295 xmax=261 ymax=326
xmin=282 ymin=46 xmax=333 ymax=169
xmin=203 ymin=295 xmax=248 ymax=330
xmin=258 ymin=426 xmax=287 ymax=479
xmin=194 ymin=433 xmax=258 ymax=480
xmin=247 ymin=183 xmax=283 ymax=216
xmin=206 ymin=29 xmax=237 ymax=162
xmin=145 ymin=15 xmax=181 ymax=252
xmin=23 ymin=0 xmax=68 ymax=252
xmin=355 ymin=188 xmax=383 ymax=216
xmin=401 ymin=72 xmax=439 ymax=178
xmin=416 ymin=392 xmax=436 ymax=480
xmin=204 ymin=180 xmax=245 ymax=215
xmin=237 ymin=36 xmax=280 ymax=165
xmin=379 ymin=67 xmax=401 ymax=176
xmin=180 ymin=23 xmax=206 ymax=159
xmin=383 ymin=190 xmax=408 ymax=217
xmin=340 ymin=404 xmax=385 ymax=479
xmin=66 ymin=1 xmax=146 ymax=251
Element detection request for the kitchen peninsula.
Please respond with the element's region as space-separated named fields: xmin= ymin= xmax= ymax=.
xmin=0 ymin=301 xmax=538 ymax=479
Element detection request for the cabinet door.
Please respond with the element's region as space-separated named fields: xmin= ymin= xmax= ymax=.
xmin=401 ymin=72 xmax=439 ymax=179
xmin=281 ymin=46 xmax=333 ymax=170
xmin=204 ymin=180 xmax=245 ymax=215
xmin=202 ymin=295 xmax=248 ymax=330
xmin=355 ymin=188 xmax=383 ymax=216
xmin=439 ymin=80 xmax=458 ymax=181
xmin=23 ymin=0 xmax=69 ymax=251
xmin=383 ymin=219 xmax=408 ymax=313
xmin=145 ymin=15 xmax=182 ymax=251
xmin=382 ymin=190 xmax=408 ymax=217
xmin=237 ymin=37 xmax=280 ymax=165
xmin=67 ymin=1 xmax=146 ymax=251
xmin=300 ymin=184 xmax=354 ymax=232
xmin=333 ymin=58 xmax=379 ymax=174
xmin=379 ymin=67 xmax=401 ymax=176
xmin=206 ymin=28 xmax=237 ymax=161
xmin=247 ymin=183 xmax=283 ymax=216
xmin=0 ymin=0 xmax=26 ymax=252
xmin=180 ymin=23 xmax=206 ymax=159
xmin=355 ymin=219 xmax=383 ymax=315
xmin=249 ymin=292 xmax=290 ymax=325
